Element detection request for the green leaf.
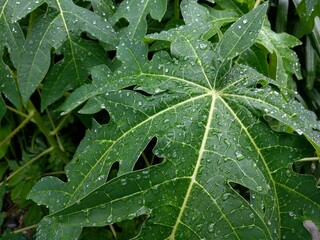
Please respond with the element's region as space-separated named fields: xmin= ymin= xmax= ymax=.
xmin=41 ymin=38 xmax=108 ymax=111
xmin=29 ymin=3 xmax=320 ymax=238
xmin=0 ymin=0 xmax=24 ymax=111
xmin=0 ymin=49 xmax=21 ymax=110
xmin=214 ymin=0 xmax=254 ymax=14
xmin=295 ymin=0 xmax=320 ymax=37
xmin=0 ymin=179 xmax=6 ymax=226
xmin=110 ymin=0 xmax=167 ymax=39
xmin=15 ymin=0 xmax=118 ymax=104
xmin=258 ymin=25 xmax=302 ymax=87
xmin=0 ymin=0 xmax=25 ymax=66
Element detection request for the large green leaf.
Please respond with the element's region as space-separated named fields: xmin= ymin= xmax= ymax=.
xmin=15 ymin=0 xmax=118 ymax=104
xmin=28 ymin=2 xmax=320 ymax=239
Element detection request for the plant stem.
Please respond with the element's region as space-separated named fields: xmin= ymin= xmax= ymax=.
xmin=0 ymin=147 xmax=54 ymax=187
xmin=0 ymin=110 xmax=34 ymax=149
xmin=141 ymin=152 xmax=150 ymax=166
xmin=13 ymin=224 xmax=37 ymax=234
xmin=254 ymin=0 xmax=263 ymax=8
xmin=6 ymin=105 xmax=29 ymax=118
xmin=26 ymin=101 xmax=69 ymax=163
xmin=109 ymin=224 xmax=117 ymax=239
xmin=296 ymin=157 xmax=319 ymax=162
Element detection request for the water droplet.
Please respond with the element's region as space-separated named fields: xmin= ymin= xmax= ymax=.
xmin=242 ymin=19 xmax=248 ymax=24
xmin=236 ymin=152 xmax=244 ymax=161
xmin=256 ymin=186 xmax=263 ymax=192
xmin=120 ymin=179 xmax=127 ymax=185
xmin=199 ymin=43 xmax=207 ymax=50
xmin=208 ymin=223 xmax=214 ymax=232
xmin=296 ymin=129 xmax=303 ymax=135
xmin=285 ymin=170 xmax=291 ymax=177
xmin=222 ymin=192 xmax=231 ymax=201
xmin=163 ymin=119 xmax=170 ymax=124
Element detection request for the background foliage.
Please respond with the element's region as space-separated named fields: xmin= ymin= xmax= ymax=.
xmin=0 ymin=0 xmax=320 ymax=239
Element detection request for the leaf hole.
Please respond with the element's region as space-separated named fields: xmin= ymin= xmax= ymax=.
xmin=133 ymin=137 xmax=164 ymax=171
xmin=53 ymin=53 xmax=64 ymax=64
xmin=107 ymin=161 xmax=119 ymax=182
xmin=197 ymin=0 xmax=216 ymax=8
xmin=229 ymin=182 xmax=250 ymax=202
xmin=93 ymin=109 xmax=110 ymax=125
xmin=114 ymin=18 xmax=129 ymax=31
xmin=123 ymin=85 xmax=152 ymax=97
xmin=293 ymin=160 xmax=319 ymax=176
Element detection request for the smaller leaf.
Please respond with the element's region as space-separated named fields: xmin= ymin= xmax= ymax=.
xmin=0 ymin=49 xmax=21 ymax=109
xmin=258 ymin=25 xmax=302 ymax=87
xmin=215 ymin=3 xmax=267 ymax=61
xmin=110 ymin=0 xmax=167 ymax=39
xmin=41 ymin=38 xmax=108 ymax=111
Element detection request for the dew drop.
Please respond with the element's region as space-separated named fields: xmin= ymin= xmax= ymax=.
xmin=208 ymin=223 xmax=214 ymax=232
xmin=222 ymin=192 xmax=231 ymax=201
xmin=236 ymin=152 xmax=244 ymax=161
xmin=199 ymin=43 xmax=207 ymax=50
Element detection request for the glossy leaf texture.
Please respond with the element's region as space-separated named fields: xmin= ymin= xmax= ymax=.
xmin=27 ymin=2 xmax=320 ymax=239
xmin=14 ymin=0 xmax=118 ymax=105
xmin=258 ymin=24 xmax=302 ymax=88
xmin=109 ymin=0 xmax=167 ymax=39
xmin=0 ymin=0 xmax=24 ymax=118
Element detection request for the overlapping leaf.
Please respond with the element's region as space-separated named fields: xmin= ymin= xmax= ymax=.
xmin=41 ymin=37 xmax=108 ymax=111
xmin=109 ymin=0 xmax=167 ymax=39
xmin=28 ymin=2 xmax=320 ymax=239
xmin=14 ymin=0 xmax=118 ymax=104
xmin=0 ymin=0 xmax=24 ymax=118
xmin=258 ymin=24 xmax=302 ymax=87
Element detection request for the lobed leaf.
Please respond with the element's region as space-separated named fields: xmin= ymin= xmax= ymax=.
xmin=41 ymin=38 xmax=108 ymax=111
xmin=15 ymin=0 xmax=118 ymax=104
xmin=110 ymin=0 xmax=167 ymax=39
xmin=28 ymin=3 xmax=320 ymax=239
xmin=0 ymin=0 xmax=24 ymax=112
xmin=258 ymin=25 xmax=302 ymax=87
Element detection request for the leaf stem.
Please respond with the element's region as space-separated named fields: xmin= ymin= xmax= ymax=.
xmin=0 ymin=110 xmax=34 ymax=149
xmin=0 ymin=147 xmax=54 ymax=187
xmin=296 ymin=157 xmax=319 ymax=162
xmin=13 ymin=224 xmax=37 ymax=234
xmin=141 ymin=152 xmax=151 ymax=166
xmin=6 ymin=105 xmax=28 ymax=118
xmin=46 ymin=108 xmax=66 ymax=151
xmin=26 ymin=101 xmax=69 ymax=163
xmin=254 ymin=0 xmax=263 ymax=8
xmin=109 ymin=224 xmax=117 ymax=239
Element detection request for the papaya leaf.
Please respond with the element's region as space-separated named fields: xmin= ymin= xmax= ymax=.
xmin=110 ymin=0 xmax=167 ymax=39
xmin=28 ymin=2 xmax=320 ymax=239
xmin=14 ymin=0 xmax=118 ymax=104
xmin=258 ymin=24 xmax=302 ymax=87
xmin=0 ymin=0 xmax=24 ymax=112
xmin=41 ymin=38 xmax=108 ymax=111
